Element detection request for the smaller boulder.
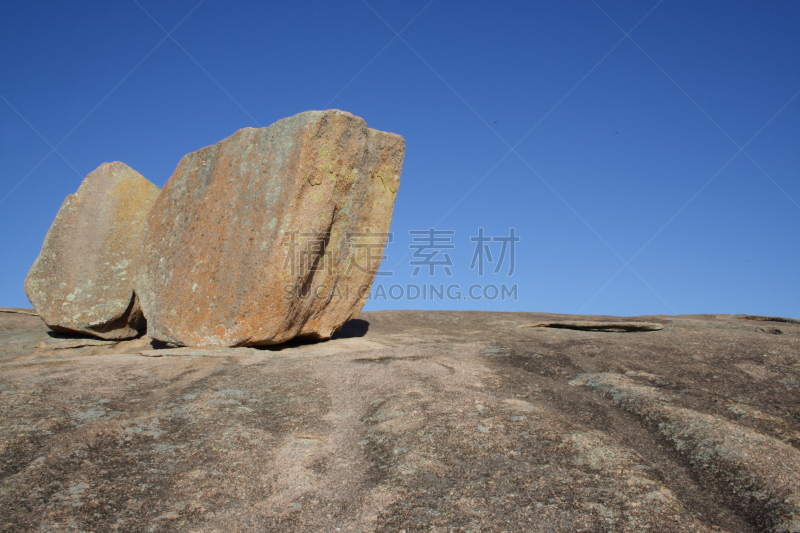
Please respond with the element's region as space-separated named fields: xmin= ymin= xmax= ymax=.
xmin=25 ymin=162 xmax=160 ymax=339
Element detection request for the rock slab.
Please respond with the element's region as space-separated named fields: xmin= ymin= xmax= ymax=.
xmin=136 ymin=110 xmax=404 ymax=347
xmin=2 ymin=310 xmax=798 ymax=531
xmin=25 ymin=162 xmax=161 ymax=339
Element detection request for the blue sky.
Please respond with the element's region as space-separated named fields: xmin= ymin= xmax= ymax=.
xmin=1 ymin=0 xmax=798 ymax=318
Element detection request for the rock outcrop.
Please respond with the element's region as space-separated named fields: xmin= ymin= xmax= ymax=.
xmin=135 ymin=110 xmax=404 ymax=347
xmin=2 ymin=310 xmax=799 ymax=531
xmin=25 ymin=162 xmax=160 ymax=339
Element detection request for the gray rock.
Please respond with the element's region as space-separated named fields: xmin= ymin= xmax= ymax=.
xmin=25 ymin=162 xmax=160 ymax=339
xmin=1 ymin=309 xmax=799 ymax=531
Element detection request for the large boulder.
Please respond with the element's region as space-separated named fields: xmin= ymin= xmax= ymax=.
xmin=25 ymin=162 xmax=161 ymax=339
xmin=136 ymin=110 xmax=404 ymax=347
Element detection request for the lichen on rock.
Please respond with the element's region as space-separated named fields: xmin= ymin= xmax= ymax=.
xmin=25 ymin=162 xmax=160 ymax=339
xmin=135 ymin=110 xmax=404 ymax=347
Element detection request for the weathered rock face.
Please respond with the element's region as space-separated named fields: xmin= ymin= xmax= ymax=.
xmin=25 ymin=162 xmax=161 ymax=339
xmin=2 ymin=311 xmax=799 ymax=531
xmin=136 ymin=110 xmax=404 ymax=347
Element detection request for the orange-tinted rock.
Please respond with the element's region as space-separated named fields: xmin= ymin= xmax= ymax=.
xmin=136 ymin=110 xmax=404 ymax=347
xmin=25 ymin=162 xmax=161 ymax=339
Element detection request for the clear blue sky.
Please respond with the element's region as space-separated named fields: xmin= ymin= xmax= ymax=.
xmin=2 ymin=1 xmax=798 ymax=318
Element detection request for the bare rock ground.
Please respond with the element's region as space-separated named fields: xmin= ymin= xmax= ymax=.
xmin=0 ymin=309 xmax=798 ymax=532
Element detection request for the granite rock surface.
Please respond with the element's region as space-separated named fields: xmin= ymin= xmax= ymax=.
xmin=136 ymin=110 xmax=404 ymax=347
xmin=25 ymin=162 xmax=160 ymax=339
xmin=1 ymin=311 xmax=798 ymax=532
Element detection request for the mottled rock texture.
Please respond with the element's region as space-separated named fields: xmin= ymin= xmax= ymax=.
xmin=25 ymin=162 xmax=160 ymax=339
xmin=136 ymin=110 xmax=404 ymax=347
xmin=1 ymin=311 xmax=799 ymax=532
